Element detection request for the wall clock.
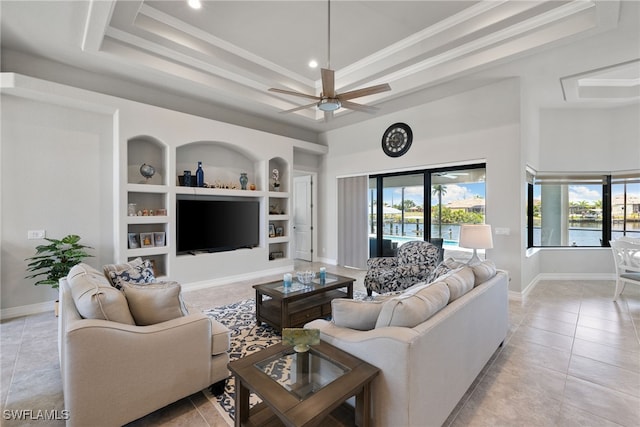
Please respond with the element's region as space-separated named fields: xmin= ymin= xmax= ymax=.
xmin=382 ymin=123 xmax=413 ymax=157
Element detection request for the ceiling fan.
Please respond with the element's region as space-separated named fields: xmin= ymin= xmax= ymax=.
xmin=434 ymin=172 xmax=470 ymax=180
xmin=268 ymin=0 xmax=391 ymax=119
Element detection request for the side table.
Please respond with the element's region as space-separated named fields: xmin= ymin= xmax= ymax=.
xmin=228 ymin=340 xmax=379 ymax=427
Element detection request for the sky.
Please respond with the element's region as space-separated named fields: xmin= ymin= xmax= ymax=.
xmin=373 ymin=183 xmax=486 ymax=208
xmin=372 ymin=182 xmax=639 ymax=208
xmin=533 ymin=183 xmax=640 ymax=203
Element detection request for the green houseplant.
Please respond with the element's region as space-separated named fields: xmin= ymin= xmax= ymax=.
xmin=25 ymin=234 xmax=93 ymax=289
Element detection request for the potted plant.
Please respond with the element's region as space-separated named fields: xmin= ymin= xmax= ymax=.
xmin=25 ymin=234 xmax=93 ymax=315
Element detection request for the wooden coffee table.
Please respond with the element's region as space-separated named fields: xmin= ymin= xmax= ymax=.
xmin=228 ymin=340 xmax=379 ymax=427
xmin=253 ymin=274 xmax=354 ymax=331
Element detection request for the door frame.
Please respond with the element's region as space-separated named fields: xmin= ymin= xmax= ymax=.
xmin=293 ymin=170 xmax=318 ymax=262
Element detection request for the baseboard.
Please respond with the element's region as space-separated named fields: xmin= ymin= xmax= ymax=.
xmin=315 ymin=257 xmax=337 ymax=265
xmin=181 ymin=265 xmax=293 ymax=292
xmin=512 ymin=272 xmax=617 ymax=301
xmin=1 ymin=300 xmax=55 ymax=320
xmin=534 ymin=273 xmax=615 ymax=281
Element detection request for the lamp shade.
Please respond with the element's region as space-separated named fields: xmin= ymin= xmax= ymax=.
xmin=459 ymin=224 xmax=493 ymax=249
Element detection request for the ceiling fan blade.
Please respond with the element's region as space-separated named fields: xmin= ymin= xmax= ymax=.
xmin=338 ymin=83 xmax=391 ymax=101
xmin=279 ymin=101 xmax=319 ymax=114
xmin=321 ymin=68 xmax=336 ymax=97
xmin=340 ymin=100 xmax=379 ymax=114
xmin=269 ymin=87 xmax=320 ymax=101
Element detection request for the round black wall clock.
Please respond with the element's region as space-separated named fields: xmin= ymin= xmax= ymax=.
xmin=382 ymin=123 xmax=413 ymax=157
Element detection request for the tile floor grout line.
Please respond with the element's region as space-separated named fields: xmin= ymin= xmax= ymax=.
xmin=2 ymin=317 xmax=27 ymax=411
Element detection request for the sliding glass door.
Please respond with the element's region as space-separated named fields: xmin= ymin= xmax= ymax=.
xmin=369 ymin=164 xmax=486 ymax=257
xmin=431 ymin=168 xmax=488 ymax=242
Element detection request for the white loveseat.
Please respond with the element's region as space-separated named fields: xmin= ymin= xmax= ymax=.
xmin=306 ymin=264 xmax=509 ymax=427
xmin=58 ymin=263 xmax=230 ymax=427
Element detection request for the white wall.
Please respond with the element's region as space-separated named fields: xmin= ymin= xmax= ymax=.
xmin=319 ymin=79 xmax=525 ymax=292
xmin=539 ymin=105 xmax=640 ymax=172
xmin=1 ymin=96 xmax=114 ymax=310
xmin=0 ymin=75 xmax=320 ymax=315
xmin=523 ymin=103 xmax=640 ymax=284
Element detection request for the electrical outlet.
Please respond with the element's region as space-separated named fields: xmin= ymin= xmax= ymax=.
xmin=27 ymin=230 xmax=46 ymax=240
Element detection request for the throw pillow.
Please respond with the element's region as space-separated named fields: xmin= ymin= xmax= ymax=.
xmin=331 ymin=298 xmax=386 ymax=330
xmin=471 ymin=260 xmax=497 ymax=286
xmin=67 ymin=263 xmax=135 ymax=325
xmin=436 ymin=266 xmax=475 ymax=302
xmin=375 ymin=281 xmax=450 ymax=328
xmin=122 ymin=281 xmax=188 ymax=326
xmin=103 ymin=257 xmax=144 ymax=285
xmin=105 ymin=258 xmax=156 ymax=290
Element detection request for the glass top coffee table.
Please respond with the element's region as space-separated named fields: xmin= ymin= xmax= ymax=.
xmin=228 ymin=340 xmax=379 ymax=427
xmin=253 ymin=274 xmax=354 ymax=332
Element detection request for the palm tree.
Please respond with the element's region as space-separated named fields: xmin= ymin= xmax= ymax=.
xmin=432 ymin=185 xmax=447 ymax=237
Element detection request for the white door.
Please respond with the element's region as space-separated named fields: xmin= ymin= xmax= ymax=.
xmin=293 ymin=175 xmax=313 ymax=261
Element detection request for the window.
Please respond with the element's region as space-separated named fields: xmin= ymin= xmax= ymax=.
xmin=369 ymin=164 xmax=486 ymax=257
xmin=527 ymin=173 xmax=640 ymax=247
xmin=612 ymin=176 xmax=640 ymax=240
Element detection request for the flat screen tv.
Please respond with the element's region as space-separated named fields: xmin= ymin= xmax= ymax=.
xmin=176 ymin=198 xmax=260 ymax=254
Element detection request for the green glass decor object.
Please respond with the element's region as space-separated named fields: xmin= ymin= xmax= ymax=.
xmin=282 ymin=328 xmax=320 ymax=352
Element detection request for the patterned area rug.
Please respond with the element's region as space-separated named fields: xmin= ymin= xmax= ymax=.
xmin=202 ymin=292 xmax=367 ymax=424
xmin=203 ymin=298 xmax=280 ymax=424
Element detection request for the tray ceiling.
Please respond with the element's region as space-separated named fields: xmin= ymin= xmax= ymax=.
xmin=1 ymin=1 xmax=637 ymax=134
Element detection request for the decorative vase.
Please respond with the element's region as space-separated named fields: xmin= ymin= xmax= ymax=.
xmin=239 ymin=173 xmax=248 ymax=190
xmin=196 ymin=161 xmax=204 ymax=187
xmin=183 ymin=170 xmax=192 ymax=187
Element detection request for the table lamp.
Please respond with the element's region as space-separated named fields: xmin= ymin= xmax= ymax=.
xmin=459 ymin=224 xmax=493 ymax=265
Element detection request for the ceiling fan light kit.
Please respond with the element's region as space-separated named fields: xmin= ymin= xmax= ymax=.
xmin=317 ymin=98 xmax=341 ymax=112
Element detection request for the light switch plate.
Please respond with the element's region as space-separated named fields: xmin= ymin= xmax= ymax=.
xmin=27 ymin=230 xmax=46 ymax=240
xmin=495 ymin=227 xmax=510 ymax=235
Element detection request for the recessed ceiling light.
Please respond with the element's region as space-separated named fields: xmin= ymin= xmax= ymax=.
xmin=308 ymin=60 xmax=318 ymax=69
xmin=188 ymin=0 xmax=202 ymax=10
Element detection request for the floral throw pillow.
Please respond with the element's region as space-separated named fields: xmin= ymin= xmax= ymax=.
xmin=107 ymin=259 xmax=156 ymax=290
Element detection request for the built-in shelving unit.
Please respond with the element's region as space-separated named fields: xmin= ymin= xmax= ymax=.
xmin=125 ymin=136 xmax=169 ymax=277
xmin=121 ymin=138 xmax=292 ymax=280
xmin=267 ymin=157 xmax=290 ymax=262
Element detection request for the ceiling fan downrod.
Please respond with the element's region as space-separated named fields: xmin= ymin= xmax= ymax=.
xmin=327 ymin=0 xmax=331 ymax=70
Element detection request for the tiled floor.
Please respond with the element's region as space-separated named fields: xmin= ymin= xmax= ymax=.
xmin=2 ymin=262 xmax=639 ymax=426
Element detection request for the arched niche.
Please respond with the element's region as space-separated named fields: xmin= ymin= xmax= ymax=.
xmin=176 ymin=141 xmax=261 ymax=189
xmin=269 ymin=156 xmax=289 ymax=192
xmin=127 ymin=135 xmax=167 ymax=185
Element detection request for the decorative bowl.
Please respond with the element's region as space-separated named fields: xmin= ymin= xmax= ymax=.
xmin=282 ymin=328 xmax=320 ymax=352
xmin=296 ymin=271 xmax=316 ymax=285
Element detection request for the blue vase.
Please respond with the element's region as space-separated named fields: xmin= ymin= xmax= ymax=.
xmin=239 ymin=173 xmax=248 ymax=190
xmin=183 ymin=171 xmax=192 ymax=187
xmin=196 ymin=162 xmax=204 ymax=187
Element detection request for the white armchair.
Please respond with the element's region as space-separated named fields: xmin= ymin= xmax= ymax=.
xmin=58 ymin=264 xmax=230 ymax=427
xmin=610 ymin=238 xmax=640 ymax=301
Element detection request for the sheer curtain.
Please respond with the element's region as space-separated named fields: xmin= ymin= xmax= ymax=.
xmin=337 ymin=175 xmax=368 ymax=269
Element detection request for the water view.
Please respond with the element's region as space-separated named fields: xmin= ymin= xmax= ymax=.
xmin=372 ymin=221 xmax=640 ymax=249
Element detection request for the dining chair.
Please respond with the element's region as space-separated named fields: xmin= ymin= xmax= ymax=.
xmin=610 ymin=239 xmax=640 ymax=301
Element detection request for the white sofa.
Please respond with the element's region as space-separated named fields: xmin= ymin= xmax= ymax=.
xmin=306 ymin=265 xmax=509 ymax=427
xmin=58 ymin=263 xmax=230 ymax=427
